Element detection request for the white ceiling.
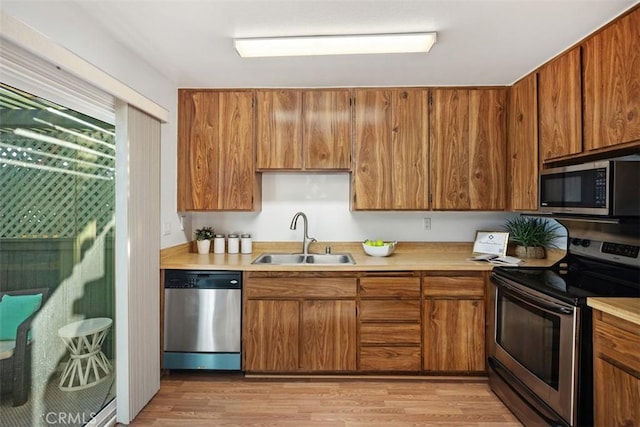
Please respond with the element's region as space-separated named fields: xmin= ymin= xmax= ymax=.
xmin=3 ymin=0 xmax=639 ymax=88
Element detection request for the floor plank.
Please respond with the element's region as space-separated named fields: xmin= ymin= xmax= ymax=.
xmin=126 ymin=373 xmax=521 ymax=426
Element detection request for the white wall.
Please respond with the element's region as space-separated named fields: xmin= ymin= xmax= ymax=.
xmin=190 ymin=173 xmax=520 ymax=243
xmin=0 ymin=2 xmax=563 ymax=250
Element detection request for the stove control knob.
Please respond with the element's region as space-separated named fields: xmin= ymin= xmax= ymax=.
xmin=580 ymin=239 xmax=591 ymax=248
xmin=571 ymin=238 xmax=582 ymax=246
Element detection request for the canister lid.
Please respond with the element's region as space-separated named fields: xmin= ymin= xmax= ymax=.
xmin=214 ymin=234 xmax=225 ymax=238
xmin=241 ymin=233 xmax=251 ymax=238
xmin=227 ymin=233 xmax=239 ymax=238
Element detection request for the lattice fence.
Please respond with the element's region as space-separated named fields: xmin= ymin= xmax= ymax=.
xmin=0 ymin=130 xmax=115 ymax=238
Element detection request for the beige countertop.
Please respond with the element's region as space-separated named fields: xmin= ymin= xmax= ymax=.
xmin=161 ymin=241 xmax=565 ymax=272
xmin=588 ymin=298 xmax=640 ymax=326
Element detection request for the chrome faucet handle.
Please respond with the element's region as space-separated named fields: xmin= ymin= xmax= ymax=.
xmin=304 ymin=236 xmax=317 ymax=254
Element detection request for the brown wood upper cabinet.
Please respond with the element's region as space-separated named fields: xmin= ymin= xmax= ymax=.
xmin=538 ymin=47 xmax=582 ymax=161
xmin=351 ymin=88 xmax=429 ymax=210
xmin=583 ymin=7 xmax=640 ymax=151
xmin=430 ymin=89 xmax=507 ymax=210
xmin=507 ymin=74 xmax=539 ymax=211
xmin=256 ymin=89 xmax=351 ymax=171
xmin=177 ymin=89 xmax=260 ymax=211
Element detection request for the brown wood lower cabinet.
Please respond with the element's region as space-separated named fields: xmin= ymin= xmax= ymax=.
xmin=243 ymin=273 xmax=357 ymax=373
xmin=422 ymin=272 xmax=486 ymax=373
xmin=243 ymin=271 xmax=488 ymax=375
xmin=593 ymin=309 xmax=640 ymax=425
xmin=358 ymin=274 xmax=422 ymax=372
xmin=244 ymin=299 xmax=299 ymax=372
xmin=300 ymin=299 xmax=356 ymax=371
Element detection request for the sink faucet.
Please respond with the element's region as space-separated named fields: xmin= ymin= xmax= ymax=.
xmin=289 ymin=212 xmax=317 ymax=255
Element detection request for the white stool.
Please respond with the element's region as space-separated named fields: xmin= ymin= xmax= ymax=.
xmin=58 ymin=317 xmax=112 ymax=391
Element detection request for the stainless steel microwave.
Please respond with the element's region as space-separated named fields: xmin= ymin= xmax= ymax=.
xmin=539 ymin=160 xmax=640 ymax=216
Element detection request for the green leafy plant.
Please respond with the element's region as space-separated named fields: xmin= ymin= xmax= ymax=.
xmin=504 ymin=217 xmax=562 ymax=248
xmin=194 ymin=227 xmax=214 ymax=241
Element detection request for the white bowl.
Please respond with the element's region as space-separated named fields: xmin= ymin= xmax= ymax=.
xmin=362 ymin=241 xmax=397 ymax=257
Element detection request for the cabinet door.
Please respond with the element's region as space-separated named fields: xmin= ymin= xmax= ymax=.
xmin=177 ymin=90 xmax=219 ymax=210
xmin=300 ymin=299 xmax=356 ymax=371
xmin=468 ymin=89 xmax=507 ymax=210
xmin=217 ymin=91 xmax=258 ymax=210
xmin=256 ymin=90 xmax=303 ymax=170
xmin=594 ymin=357 xmax=640 ymax=426
xmin=593 ymin=309 xmax=640 ymax=425
xmin=507 ymin=73 xmax=539 ymax=211
xmin=352 ymin=89 xmax=428 ymax=210
xmin=431 ymin=89 xmax=506 ymax=210
xmin=178 ymin=90 xmax=258 ymax=211
xmin=583 ymin=8 xmax=640 ymax=150
xmin=352 ymin=89 xmax=393 ymax=210
xmin=304 ymin=90 xmax=351 ymax=170
xmin=430 ymin=89 xmax=470 ymax=209
xmin=392 ymin=89 xmax=429 ymax=209
xmin=244 ymin=300 xmax=299 ymax=372
xmin=423 ymin=298 xmax=485 ymax=372
xmin=538 ymin=47 xmax=582 ymax=161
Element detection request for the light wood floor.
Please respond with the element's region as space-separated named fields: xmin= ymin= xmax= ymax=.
xmin=127 ymin=373 xmax=522 ymax=426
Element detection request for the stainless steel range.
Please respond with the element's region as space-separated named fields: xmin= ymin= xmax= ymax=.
xmin=488 ymin=219 xmax=640 ymax=426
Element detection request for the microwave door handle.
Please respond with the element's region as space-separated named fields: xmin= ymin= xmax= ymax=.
xmin=494 ymin=279 xmax=574 ymax=316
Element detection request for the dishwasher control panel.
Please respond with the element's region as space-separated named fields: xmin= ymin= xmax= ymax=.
xmin=164 ymin=270 xmax=241 ymax=289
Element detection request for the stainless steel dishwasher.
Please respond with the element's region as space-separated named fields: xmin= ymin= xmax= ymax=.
xmin=163 ymin=270 xmax=241 ymax=370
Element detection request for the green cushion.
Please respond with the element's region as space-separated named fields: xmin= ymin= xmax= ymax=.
xmin=0 ymin=293 xmax=43 ymax=340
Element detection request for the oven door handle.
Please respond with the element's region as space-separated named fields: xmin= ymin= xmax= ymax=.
xmin=493 ymin=276 xmax=574 ymax=315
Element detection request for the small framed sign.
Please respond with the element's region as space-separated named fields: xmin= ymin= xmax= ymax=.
xmin=472 ymin=231 xmax=509 ymax=256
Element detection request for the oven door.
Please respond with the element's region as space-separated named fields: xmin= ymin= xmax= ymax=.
xmin=489 ymin=274 xmax=580 ymax=426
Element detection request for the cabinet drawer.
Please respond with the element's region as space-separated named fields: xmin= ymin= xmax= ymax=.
xmin=360 ymin=347 xmax=421 ymax=371
xmin=246 ymin=277 xmax=357 ymax=299
xmin=594 ymin=313 xmax=640 ymax=375
xmin=359 ymin=276 xmax=421 ymax=298
xmin=423 ymin=273 xmax=485 ymax=298
xmin=359 ymin=300 xmax=421 ymax=321
xmin=360 ymin=323 xmax=421 ymax=345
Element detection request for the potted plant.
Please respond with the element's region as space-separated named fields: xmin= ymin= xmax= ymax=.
xmin=503 ymin=217 xmax=562 ymax=259
xmin=194 ymin=227 xmax=214 ymax=254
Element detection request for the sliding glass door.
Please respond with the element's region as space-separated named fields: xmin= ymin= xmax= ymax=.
xmin=0 ymin=83 xmax=115 ymax=426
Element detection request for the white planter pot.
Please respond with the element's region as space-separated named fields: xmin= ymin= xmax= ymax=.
xmin=196 ymin=239 xmax=211 ymax=254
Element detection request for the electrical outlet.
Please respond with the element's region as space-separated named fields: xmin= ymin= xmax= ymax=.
xmin=163 ymin=222 xmax=171 ymax=236
xmin=423 ymin=217 xmax=431 ymax=231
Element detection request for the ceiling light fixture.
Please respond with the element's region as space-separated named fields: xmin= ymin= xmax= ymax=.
xmin=234 ymin=32 xmax=437 ymax=58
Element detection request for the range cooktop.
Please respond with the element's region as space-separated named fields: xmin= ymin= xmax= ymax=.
xmin=493 ymin=236 xmax=640 ymax=305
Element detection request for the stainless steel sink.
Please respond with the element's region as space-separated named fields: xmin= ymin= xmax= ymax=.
xmin=252 ymin=254 xmax=305 ymax=265
xmin=305 ymin=254 xmax=354 ymax=265
xmin=252 ymin=253 xmax=355 ymax=265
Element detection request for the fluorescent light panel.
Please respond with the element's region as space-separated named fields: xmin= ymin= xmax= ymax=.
xmin=234 ymin=32 xmax=436 ymax=58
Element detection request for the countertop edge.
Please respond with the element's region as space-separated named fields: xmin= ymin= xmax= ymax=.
xmin=587 ymin=297 xmax=640 ymax=326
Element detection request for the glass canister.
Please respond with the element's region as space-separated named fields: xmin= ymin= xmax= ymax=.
xmin=241 ymin=233 xmax=253 ymax=254
xmin=227 ymin=233 xmax=240 ymax=254
xmin=213 ymin=234 xmax=225 ymax=254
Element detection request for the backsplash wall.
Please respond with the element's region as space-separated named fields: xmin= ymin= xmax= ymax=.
xmin=185 ymin=173 xmax=538 ymax=243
